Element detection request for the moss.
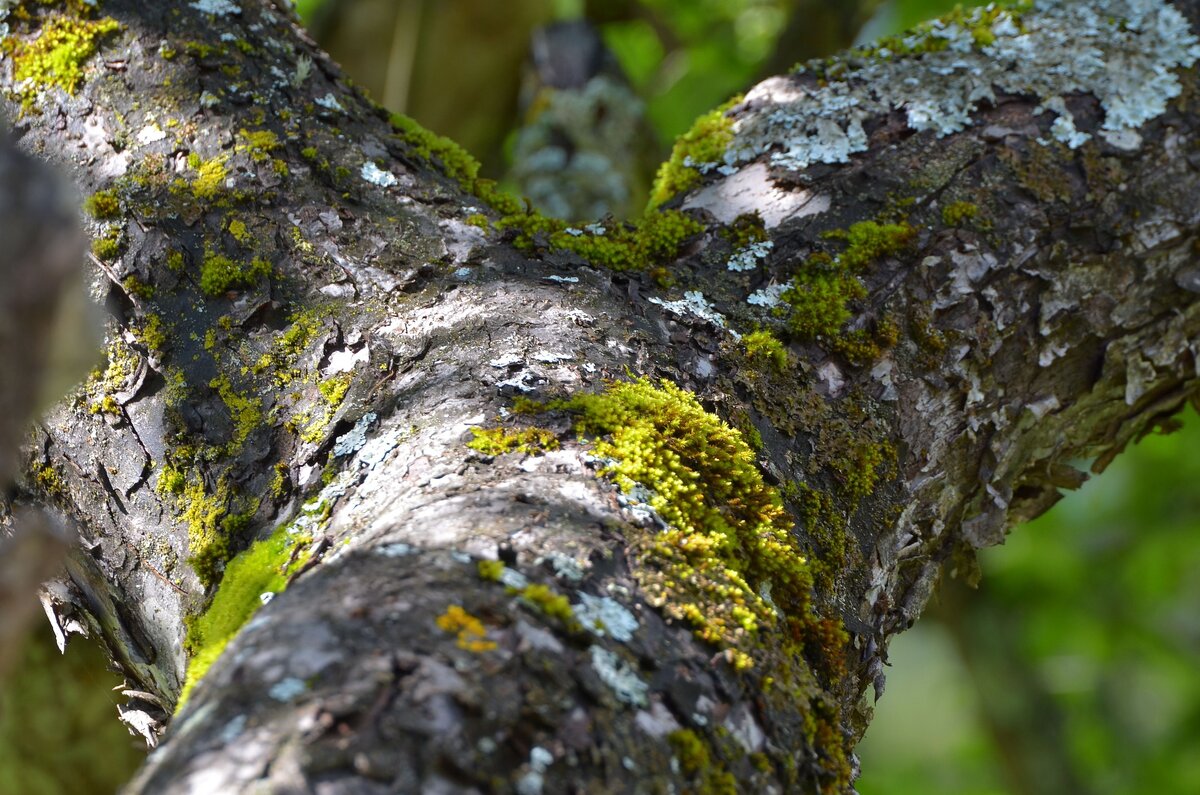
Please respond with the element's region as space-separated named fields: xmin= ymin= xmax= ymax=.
xmin=721 ymin=212 xmax=768 ymax=249
xmin=494 ymin=207 xmax=702 ymax=273
xmin=121 ymin=275 xmax=154 ymax=300
xmin=317 ymin=374 xmax=351 ymax=407
xmin=32 ymin=462 xmax=65 ymax=497
xmin=178 ymin=523 xmax=311 ymax=708
xmin=389 ymin=112 xmax=480 ymax=186
xmin=477 ymin=559 xmax=505 ymax=582
xmin=743 ymin=329 xmax=788 ymax=373
xmin=133 ymin=313 xmax=167 ymax=354
xmin=199 ymin=247 xmax=271 ymax=296
xmin=667 ymin=730 xmax=738 ymax=795
xmin=941 ymin=200 xmax=979 ymax=226
xmin=209 ymin=373 xmax=263 ymax=452
xmin=88 ymin=394 xmax=119 ymax=415
xmin=780 ymin=266 xmax=864 ymax=340
xmin=546 ymin=378 xmax=819 ymax=671
xmin=649 ymin=95 xmax=742 ymax=208
xmin=466 ymin=426 xmax=559 ymax=456
xmin=155 ymin=460 xmax=186 ymax=497
xmin=191 ymin=156 xmax=229 ymax=201
xmin=166 ymin=250 xmax=185 ymax=272
xmin=515 ymin=583 xmax=576 ymax=626
xmin=236 ymin=128 xmax=280 ymax=161
xmin=83 ymin=189 xmax=121 ymax=220
xmin=90 ymin=228 xmax=122 ymax=260
xmin=300 ymin=146 xmax=318 ymax=160
xmin=179 ymin=476 xmax=232 ymax=588
xmin=435 ymin=605 xmax=496 ymax=653
xmin=822 ymin=219 xmax=914 ymax=271
xmin=2 ymin=12 xmax=121 ymax=109
xmin=227 ymin=218 xmax=251 ymax=245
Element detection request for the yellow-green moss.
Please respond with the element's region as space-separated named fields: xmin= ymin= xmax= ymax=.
xmin=83 ymin=189 xmax=121 ymax=220
xmin=166 ymin=250 xmax=185 ymax=272
xmin=199 ymin=247 xmax=271 ymax=296
xmin=389 ymin=113 xmax=480 ymax=186
xmin=179 ymin=523 xmax=311 ymax=708
xmin=121 ymin=275 xmax=153 ymax=300
xmin=191 ymin=156 xmax=229 ymax=201
xmin=721 ymin=212 xmax=768 ymax=248
xmin=477 ymin=559 xmax=505 ymax=582
xmin=209 ymin=374 xmax=263 ymax=451
xmin=2 ymin=12 xmax=121 ymax=109
xmin=667 ymin=730 xmax=738 ymax=794
xmin=32 ymin=462 xmax=65 ymax=497
xmin=549 ymin=378 xmax=817 ymax=670
xmin=90 ymin=228 xmax=121 ymax=260
xmin=941 ymin=200 xmax=979 ymax=226
xmin=133 ymin=313 xmax=167 ymax=354
xmin=466 ymin=426 xmax=559 ymax=456
xmin=515 ymin=583 xmax=576 ymax=626
xmin=227 ymin=218 xmax=251 ymax=245
xmin=178 ymin=476 xmax=232 ymax=588
xmin=743 ymin=329 xmax=788 ymax=372
xmin=649 ymin=95 xmax=742 ymax=208
xmin=236 ymin=128 xmax=280 ymax=162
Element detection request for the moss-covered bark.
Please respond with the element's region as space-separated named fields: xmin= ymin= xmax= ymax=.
xmin=4 ymin=0 xmax=1200 ymax=792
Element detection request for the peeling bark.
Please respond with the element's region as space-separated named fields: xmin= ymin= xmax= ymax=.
xmin=4 ymin=1 xmax=1200 ymax=792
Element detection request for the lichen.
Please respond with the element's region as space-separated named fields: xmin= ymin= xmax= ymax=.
xmin=726 ymin=0 xmax=1200 ymax=172
xmin=435 ymin=605 xmax=497 ymax=653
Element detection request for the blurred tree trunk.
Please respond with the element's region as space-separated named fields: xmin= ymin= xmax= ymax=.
xmin=4 ymin=1 xmax=1200 ymax=792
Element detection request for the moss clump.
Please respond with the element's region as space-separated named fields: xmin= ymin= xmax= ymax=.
xmin=236 ymin=128 xmax=279 ymax=161
xmin=83 ymin=189 xmax=121 ymax=219
xmin=390 ymin=113 xmax=480 ymax=186
xmin=191 ymin=156 xmax=229 ymax=201
xmin=743 ymin=329 xmax=788 ymax=372
xmin=549 ymin=378 xmax=818 ymax=670
xmin=515 ymin=583 xmax=576 ymax=626
xmin=121 ymin=275 xmax=153 ymax=300
xmin=227 ymin=218 xmax=251 ymax=245
xmin=199 ymin=248 xmax=271 ymax=296
xmin=466 ymin=426 xmax=559 ymax=456
xmin=666 ymin=729 xmax=737 ymax=794
xmin=941 ymin=200 xmax=979 ymax=226
xmin=649 ymin=95 xmax=742 ymax=208
xmin=721 ymin=212 xmax=768 ymax=248
xmin=179 ymin=523 xmax=311 ymax=708
xmin=178 ymin=476 xmax=232 ymax=588
xmin=435 ymin=605 xmax=497 ymax=653
xmin=2 ymin=12 xmax=121 ymax=109
xmin=477 ymin=559 xmax=505 ymax=581
xmin=779 ymin=220 xmax=913 ymax=360
xmin=209 ymin=374 xmax=264 ymax=451
xmin=32 ymin=462 xmax=65 ymax=497
xmin=494 ymin=208 xmax=702 ymax=273
xmin=90 ymin=228 xmax=122 ymax=260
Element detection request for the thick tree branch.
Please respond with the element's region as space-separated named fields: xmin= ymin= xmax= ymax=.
xmin=3 ymin=0 xmax=1200 ymax=792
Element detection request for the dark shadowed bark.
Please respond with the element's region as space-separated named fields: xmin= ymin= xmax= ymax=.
xmin=4 ymin=1 xmax=1200 ymax=792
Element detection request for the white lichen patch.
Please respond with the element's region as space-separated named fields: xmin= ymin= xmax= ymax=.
xmin=589 ymin=646 xmax=648 ymax=707
xmin=746 ymin=282 xmax=788 ymax=308
xmin=727 ymin=0 xmax=1200 ymax=171
xmin=190 ymin=0 xmax=241 ymax=16
xmin=648 ymin=290 xmax=739 ymax=338
xmin=727 ymin=239 xmax=774 ymax=272
xmin=314 ymin=93 xmax=343 ymax=112
xmin=360 ymin=161 xmax=397 ymax=188
xmin=574 ymin=593 xmax=639 ymax=642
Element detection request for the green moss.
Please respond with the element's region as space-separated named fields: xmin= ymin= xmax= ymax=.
xmin=721 ymin=212 xmax=768 ymax=248
xmin=179 ymin=523 xmax=311 ymax=708
xmin=300 ymin=146 xmax=318 ymax=160
xmin=121 ymin=275 xmax=154 ymax=300
xmin=83 ymin=189 xmax=121 ymax=219
xmin=90 ymin=228 xmax=121 ymax=260
xmin=166 ymin=250 xmax=185 ymax=272
xmin=227 ymin=218 xmax=251 ymax=245
xmin=941 ymin=200 xmax=979 ymax=226
xmin=199 ymin=247 xmax=271 ymax=296
xmin=823 ymin=219 xmax=915 ymax=271
xmin=667 ymin=730 xmax=738 ymax=795
xmin=466 ymin=426 xmax=560 ymax=456
xmin=649 ymin=95 xmax=742 ymax=208
xmin=780 ymin=266 xmax=864 ymax=340
xmin=2 ymin=12 xmax=121 ymax=109
xmin=236 ymin=128 xmax=280 ymax=161
xmin=317 ymin=374 xmax=351 ymax=407
xmin=548 ymin=378 xmax=817 ymax=670
xmin=389 ymin=112 xmax=480 ymax=186
xmin=743 ymin=329 xmax=788 ymax=372
xmin=515 ymin=583 xmax=577 ymax=627
xmin=155 ymin=461 xmax=186 ymax=497
xmin=134 ymin=313 xmax=167 ymax=354
xmin=178 ymin=476 xmax=232 ymax=589
xmin=209 ymin=373 xmax=263 ymax=451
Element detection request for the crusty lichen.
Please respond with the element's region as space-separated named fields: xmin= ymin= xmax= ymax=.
xmin=435 ymin=605 xmax=497 ymax=653
xmin=724 ymin=0 xmax=1200 ymax=172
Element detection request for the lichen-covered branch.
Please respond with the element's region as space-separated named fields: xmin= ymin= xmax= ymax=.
xmin=4 ymin=0 xmax=1200 ymax=792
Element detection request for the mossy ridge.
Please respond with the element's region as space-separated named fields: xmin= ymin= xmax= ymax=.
xmin=1 ymin=2 xmax=121 ymax=111
xmin=178 ymin=521 xmax=313 ymax=708
xmin=649 ymin=94 xmax=743 ymax=209
xmin=466 ymin=426 xmax=559 ymax=456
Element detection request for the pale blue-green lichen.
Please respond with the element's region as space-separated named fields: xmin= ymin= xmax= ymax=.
xmin=720 ymin=0 xmax=1200 ymax=171
xmin=589 ymin=645 xmax=648 ymax=707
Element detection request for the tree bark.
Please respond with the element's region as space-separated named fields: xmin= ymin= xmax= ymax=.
xmin=4 ymin=1 xmax=1200 ymax=792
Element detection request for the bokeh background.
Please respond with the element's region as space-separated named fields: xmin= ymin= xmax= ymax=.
xmin=3 ymin=1 xmax=1198 ymax=792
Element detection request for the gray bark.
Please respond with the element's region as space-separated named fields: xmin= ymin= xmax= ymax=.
xmin=3 ymin=1 xmax=1200 ymax=792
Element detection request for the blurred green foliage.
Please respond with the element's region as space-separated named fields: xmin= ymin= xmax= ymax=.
xmin=0 ymin=630 xmax=144 ymax=795
xmin=859 ymin=409 xmax=1200 ymax=794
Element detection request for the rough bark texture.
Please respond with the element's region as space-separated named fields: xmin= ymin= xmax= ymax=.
xmin=4 ymin=1 xmax=1200 ymax=793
